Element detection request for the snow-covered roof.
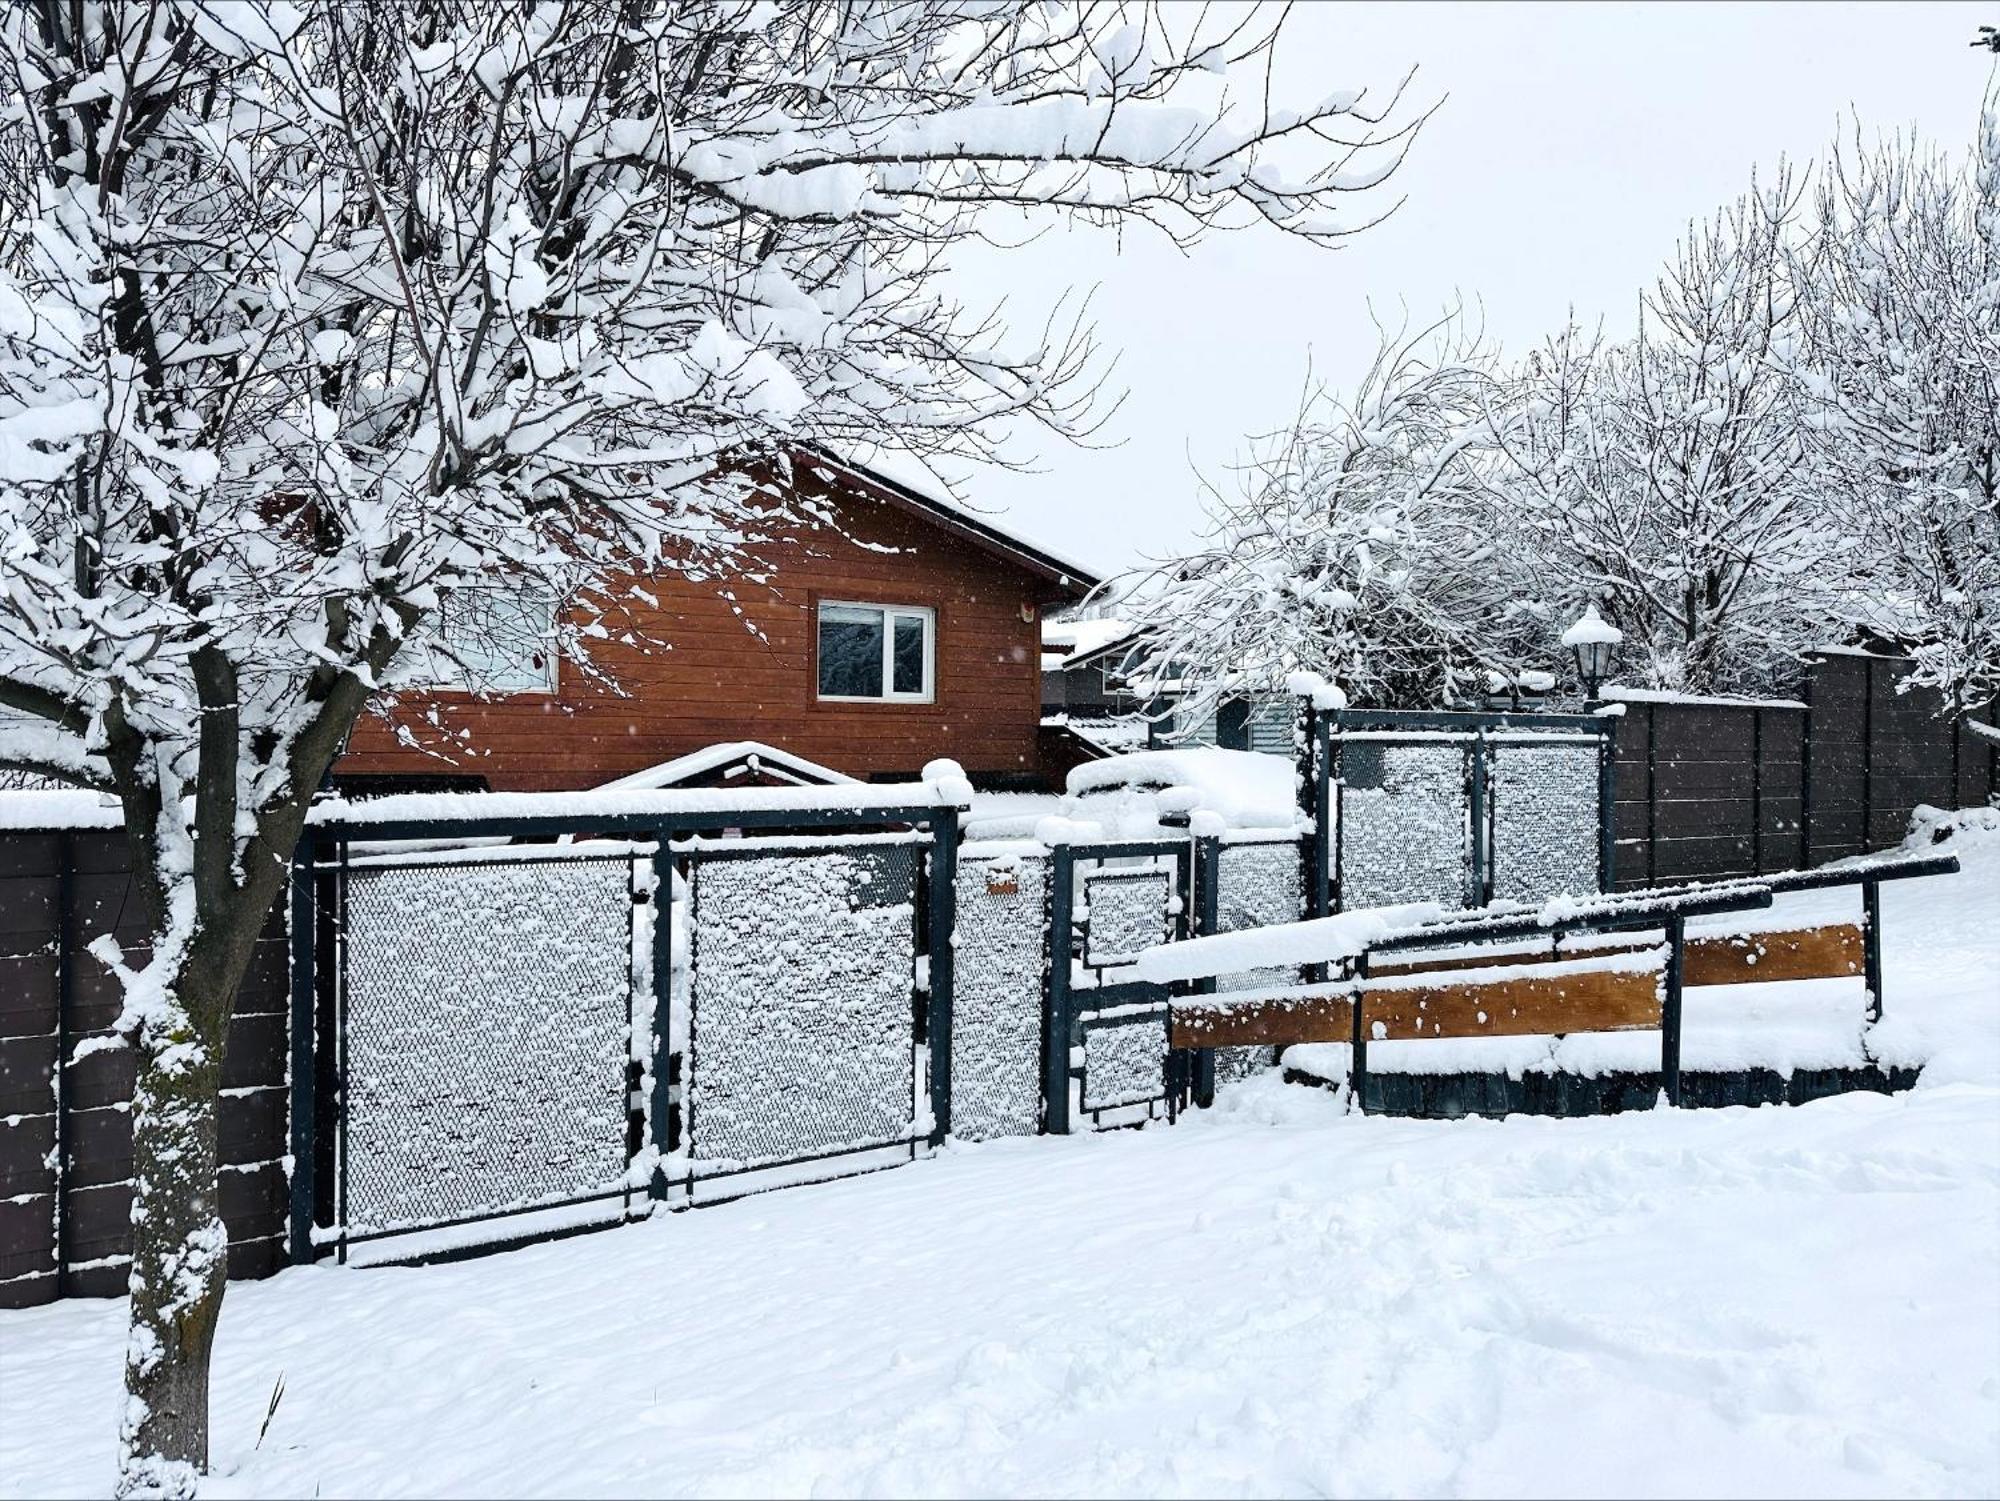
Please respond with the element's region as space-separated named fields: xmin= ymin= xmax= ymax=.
xmin=802 ymin=443 xmax=1102 ymax=597
xmin=1602 ymin=686 xmax=1806 ymax=711
xmin=1041 ymin=615 xmax=1140 ymax=664
xmin=598 ymin=740 xmax=856 ymax=791
xmin=1065 ymin=747 xmax=1298 ymax=833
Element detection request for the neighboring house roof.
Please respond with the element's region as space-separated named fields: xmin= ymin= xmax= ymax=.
xmin=799 ymin=444 xmax=1102 ymax=599
xmin=1040 ymin=615 xmax=1146 ymax=674
xmin=598 ymin=740 xmax=856 ymax=791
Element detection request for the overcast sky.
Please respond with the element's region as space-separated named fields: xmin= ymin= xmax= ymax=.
xmin=941 ymin=0 xmax=1995 ymax=587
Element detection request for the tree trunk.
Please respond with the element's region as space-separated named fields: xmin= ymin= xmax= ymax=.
xmin=115 ymin=908 xmax=279 ymax=1497
xmin=118 ymin=1019 xmax=226 ymax=1499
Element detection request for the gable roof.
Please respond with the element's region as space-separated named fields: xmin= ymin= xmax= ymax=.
xmin=597 ymin=740 xmax=856 ymax=791
xmin=795 ymin=444 xmax=1102 ymax=600
xmin=1041 ymin=615 xmax=1147 ymax=673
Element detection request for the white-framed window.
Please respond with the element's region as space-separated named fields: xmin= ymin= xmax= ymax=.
xmin=412 ymin=586 xmax=559 ymax=694
xmin=817 ymin=601 xmax=934 ymax=703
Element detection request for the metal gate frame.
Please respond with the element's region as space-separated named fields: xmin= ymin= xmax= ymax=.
xmin=1044 ymin=837 xmax=1197 ymax=1133
xmin=669 ymin=832 xmax=931 ymax=1204
xmin=289 ymin=793 xmax=960 ymax=1263
xmin=1301 ymin=707 xmax=1617 ymax=920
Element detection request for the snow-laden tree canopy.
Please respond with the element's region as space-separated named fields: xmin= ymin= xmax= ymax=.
xmin=0 ymin=3 xmax=1424 ymax=1491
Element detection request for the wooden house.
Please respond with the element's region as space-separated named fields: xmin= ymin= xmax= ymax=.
xmin=337 ymin=449 xmax=1099 ymax=793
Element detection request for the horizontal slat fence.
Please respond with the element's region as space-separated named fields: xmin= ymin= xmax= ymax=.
xmin=0 ymin=825 xmax=288 ymax=1310
xmin=1613 ymin=653 xmax=1995 ymax=889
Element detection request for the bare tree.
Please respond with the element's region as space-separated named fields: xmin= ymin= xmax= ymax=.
xmin=1791 ymin=122 xmax=2000 ymax=713
xmin=0 ymin=2 xmax=1422 ymax=1491
xmin=1488 ymin=171 xmax=1828 ymax=695
xmin=1116 ymin=311 xmax=1511 ymax=716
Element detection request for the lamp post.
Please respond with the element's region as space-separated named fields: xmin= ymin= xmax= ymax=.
xmin=1561 ymin=604 xmax=1623 ymax=706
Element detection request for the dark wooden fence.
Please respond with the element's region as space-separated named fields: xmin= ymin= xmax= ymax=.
xmin=1613 ymin=653 xmax=1996 ymax=889
xmin=0 ymin=818 xmax=288 ymax=1310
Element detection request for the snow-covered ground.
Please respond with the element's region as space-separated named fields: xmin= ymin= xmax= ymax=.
xmin=5 ymin=820 xmax=1997 ymax=1499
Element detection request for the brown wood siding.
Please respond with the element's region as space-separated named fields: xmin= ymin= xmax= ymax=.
xmin=340 ymin=469 xmax=1064 ymax=791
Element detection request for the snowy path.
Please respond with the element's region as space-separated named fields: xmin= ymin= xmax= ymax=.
xmin=5 ymin=1080 xmax=1997 ymax=1498
xmin=4 ymin=829 xmax=1998 ymax=1498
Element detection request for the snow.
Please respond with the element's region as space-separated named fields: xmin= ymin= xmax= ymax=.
xmin=2 ymin=828 xmax=1995 ymax=1499
xmin=1559 ymin=603 xmax=1624 ymax=647
xmin=312 ymin=778 xmax=967 ymax=828
xmin=595 ymin=741 xmax=856 ymax=791
xmin=1133 ymin=902 xmax=1444 ymax=984
xmin=1601 ymin=685 xmax=1808 ymax=711
xmin=1065 ymin=748 xmax=1298 ymax=835
xmin=0 ymin=788 xmax=123 ymax=829
xmin=1041 ymin=616 xmax=1139 ymax=665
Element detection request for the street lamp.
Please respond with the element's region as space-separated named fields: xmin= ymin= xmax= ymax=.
xmin=1561 ymin=604 xmax=1622 ymax=703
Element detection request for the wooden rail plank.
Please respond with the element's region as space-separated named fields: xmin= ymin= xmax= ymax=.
xmin=1367 ymin=938 xmax=1652 ymax=979
xmin=1170 ymin=993 xmax=1355 ymax=1049
xmin=1361 ymin=964 xmax=1664 ymax=1041
xmin=1683 ymin=924 xmax=1863 ymax=986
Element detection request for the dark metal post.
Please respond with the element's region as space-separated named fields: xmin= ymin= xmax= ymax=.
xmin=926 ymin=812 xmax=959 ymax=1146
xmin=1662 ymin=915 xmax=1685 ymax=1107
xmin=53 ymin=831 xmax=73 ymax=1295
xmin=1043 ymin=843 xmax=1074 ymax=1135
xmin=1193 ymin=834 xmax=1221 ymax=1109
xmin=1862 ymin=878 xmax=1883 ymax=1023
xmin=648 ymin=836 xmax=675 ymax=1199
xmin=1350 ymin=953 xmax=1370 ymax=1115
xmin=1317 ymin=713 xmax=1336 ymax=926
xmin=286 ymin=830 xmax=317 ymax=1264
xmin=1598 ymin=720 xmax=1619 ymax=893
xmin=1467 ymin=732 xmax=1487 ymax=908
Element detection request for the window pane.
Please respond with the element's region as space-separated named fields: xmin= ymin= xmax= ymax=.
xmin=892 ymin=614 xmax=926 ymax=695
xmin=819 ymin=606 xmax=884 ymax=697
xmin=429 ymin=587 xmax=556 ymax=692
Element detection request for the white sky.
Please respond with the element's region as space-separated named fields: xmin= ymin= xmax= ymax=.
xmin=944 ymin=0 xmax=1995 ymax=585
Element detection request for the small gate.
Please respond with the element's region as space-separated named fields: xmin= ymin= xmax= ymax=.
xmin=670 ymin=834 xmax=928 ymax=1200
xmin=1320 ymin=710 xmax=1615 ymax=914
xmin=310 ymin=843 xmax=647 ymax=1262
xmin=950 ymin=844 xmax=1052 ymax=1141
xmin=1046 ymin=838 xmax=1196 ymax=1131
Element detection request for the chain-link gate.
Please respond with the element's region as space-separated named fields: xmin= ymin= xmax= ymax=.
xmin=1320 ymin=711 xmax=1615 ymax=915
xmin=1207 ymin=832 xmax=1305 ymax=1084
xmin=1047 ymin=839 xmax=1195 ymax=1131
xmin=668 ymin=835 xmax=927 ymax=1199
xmin=1484 ymin=732 xmax=1607 ymax=905
xmin=321 ymin=847 xmax=645 ymax=1260
xmin=291 ymin=788 xmax=962 ymax=1266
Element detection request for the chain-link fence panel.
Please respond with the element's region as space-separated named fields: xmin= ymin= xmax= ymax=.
xmin=1081 ymin=1015 xmax=1168 ymax=1111
xmin=686 ymin=842 xmax=919 ymax=1170
xmin=1488 ymin=740 xmax=1602 ymax=905
xmin=951 ymin=850 xmax=1048 ymax=1142
xmin=341 ymin=854 xmax=635 ymax=1237
xmin=1082 ymin=868 xmax=1171 ymax=967
xmin=1338 ymin=740 xmax=1472 ymax=909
